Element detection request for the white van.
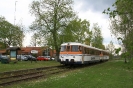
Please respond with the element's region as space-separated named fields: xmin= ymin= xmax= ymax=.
xmin=45 ymin=56 xmax=50 ymax=60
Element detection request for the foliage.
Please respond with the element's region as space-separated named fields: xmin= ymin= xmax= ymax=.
xmin=106 ymin=41 xmax=115 ymax=55
xmin=103 ymin=0 xmax=133 ymax=63
xmin=91 ymin=23 xmax=104 ymax=49
xmin=0 ymin=42 xmax=6 ymax=49
xmin=106 ymin=41 xmax=115 ymax=59
xmin=0 ymin=16 xmax=24 ymax=48
xmin=29 ymin=0 xmax=76 ymax=60
xmin=30 ymin=33 xmax=38 ymax=47
xmin=115 ymin=47 xmax=121 ymax=55
xmin=61 ymin=18 xmax=91 ymax=44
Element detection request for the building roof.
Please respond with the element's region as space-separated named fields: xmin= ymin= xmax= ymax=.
xmin=21 ymin=47 xmax=46 ymax=53
xmin=7 ymin=47 xmax=21 ymax=51
xmin=0 ymin=50 xmax=6 ymax=54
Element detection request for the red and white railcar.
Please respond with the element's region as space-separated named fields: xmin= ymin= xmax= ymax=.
xmin=59 ymin=42 xmax=109 ymax=65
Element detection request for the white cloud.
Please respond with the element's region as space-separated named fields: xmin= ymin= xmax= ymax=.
xmin=0 ymin=0 xmax=33 ymax=26
xmin=74 ymin=6 xmax=112 ymax=44
xmin=0 ymin=0 xmax=118 ymax=47
xmin=23 ymin=32 xmax=32 ymax=47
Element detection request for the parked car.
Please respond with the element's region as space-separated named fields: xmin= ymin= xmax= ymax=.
xmin=45 ymin=56 xmax=51 ymax=60
xmin=51 ymin=57 xmax=55 ymax=60
xmin=37 ymin=56 xmax=48 ymax=61
xmin=17 ymin=55 xmax=28 ymax=61
xmin=0 ymin=54 xmax=2 ymax=61
xmin=24 ymin=55 xmax=36 ymax=61
xmin=0 ymin=55 xmax=10 ymax=63
xmin=44 ymin=56 xmax=54 ymax=60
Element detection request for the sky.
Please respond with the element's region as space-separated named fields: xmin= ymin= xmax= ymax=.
xmin=0 ymin=0 xmax=118 ymax=47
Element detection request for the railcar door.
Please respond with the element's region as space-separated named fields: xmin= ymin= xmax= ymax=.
xmin=99 ymin=51 xmax=103 ymax=61
xmin=81 ymin=46 xmax=84 ymax=64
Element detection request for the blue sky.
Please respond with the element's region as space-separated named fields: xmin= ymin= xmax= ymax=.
xmin=0 ymin=0 xmax=118 ymax=47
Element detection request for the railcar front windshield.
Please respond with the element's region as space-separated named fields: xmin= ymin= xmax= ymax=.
xmin=72 ymin=45 xmax=78 ymax=52
xmin=60 ymin=46 xmax=66 ymax=52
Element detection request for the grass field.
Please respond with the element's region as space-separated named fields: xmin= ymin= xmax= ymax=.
xmin=4 ymin=60 xmax=133 ymax=88
xmin=0 ymin=61 xmax=60 ymax=72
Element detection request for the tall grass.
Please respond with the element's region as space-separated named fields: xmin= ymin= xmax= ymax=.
xmin=7 ymin=60 xmax=133 ymax=88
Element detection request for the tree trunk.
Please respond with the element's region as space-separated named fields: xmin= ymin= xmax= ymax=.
xmin=52 ymin=29 xmax=60 ymax=62
xmin=125 ymin=58 xmax=127 ymax=63
xmin=55 ymin=50 xmax=60 ymax=62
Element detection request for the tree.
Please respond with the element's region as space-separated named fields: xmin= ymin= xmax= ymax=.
xmin=61 ymin=18 xmax=91 ymax=44
xmin=0 ymin=42 xmax=5 ymax=49
xmin=106 ymin=41 xmax=115 ymax=59
xmin=30 ymin=33 xmax=38 ymax=47
xmin=0 ymin=16 xmax=24 ymax=48
xmin=103 ymin=0 xmax=133 ymax=63
xmin=29 ymin=0 xmax=76 ymax=60
xmin=106 ymin=41 xmax=115 ymax=54
xmin=91 ymin=23 xmax=104 ymax=49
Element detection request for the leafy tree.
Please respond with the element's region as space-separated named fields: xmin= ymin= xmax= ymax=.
xmin=29 ymin=0 xmax=76 ymax=60
xmin=106 ymin=41 xmax=115 ymax=54
xmin=61 ymin=18 xmax=91 ymax=44
xmin=91 ymin=23 xmax=104 ymax=49
xmin=103 ymin=0 xmax=133 ymax=63
xmin=106 ymin=41 xmax=115 ymax=59
xmin=30 ymin=33 xmax=38 ymax=47
xmin=12 ymin=25 xmax=25 ymax=47
xmin=0 ymin=16 xmax=24 ymax=48
xmin=30 ymin=32 xmax=46 ymax=47
xmin=0 ymin=42 xmax=6 ymax=49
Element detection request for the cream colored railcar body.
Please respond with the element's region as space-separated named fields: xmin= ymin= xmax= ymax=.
xmin=59 ymin=42 xmax=109 ymax=65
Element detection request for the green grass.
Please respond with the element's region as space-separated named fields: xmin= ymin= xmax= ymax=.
xmin=6 ymin=60 xmax=133 ymax=88
xmin=0 ymin=61 xmax=60 ymax=72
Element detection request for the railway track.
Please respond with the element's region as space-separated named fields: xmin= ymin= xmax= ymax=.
xmin=0 ymin=65 xmax=69 ymax=87
xmin=0 ymin=62 xmax=106 ymax=87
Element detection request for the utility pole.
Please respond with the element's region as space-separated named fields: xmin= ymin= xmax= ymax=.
xmin=14 ymin=1 xmax=17 ymax=25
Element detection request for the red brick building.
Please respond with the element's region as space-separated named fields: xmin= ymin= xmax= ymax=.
xmin=0 ymin=47 xmax=56 ymax=58
xmin=0 ymin=50 xmax=7 ymax=55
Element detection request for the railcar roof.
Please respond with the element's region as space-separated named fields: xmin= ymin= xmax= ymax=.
xmin=61 ymin=42 xmax=82 ymax=46
xmin=61 ymin=42 xmax=109 ymax=53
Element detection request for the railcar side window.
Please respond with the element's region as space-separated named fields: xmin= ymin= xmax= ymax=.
xmin=90 ymin=49 xmax=95 ymax=54
xmin=83 ymin=47 xmax=86 ymax=54
xmin=79 ymin=46 xmax=82 ymax=51
xmin=95 ymin=50 xmax=100 ymax=55
xmin=67 ymin=45 xmax=70 ymax=51
xmin=72 ymin=45 xmax=78 ymax=52
xmin=60 ymin=46 xmax=66 ymax=52
xmin=85 ymin=48 xmax=88 ymax=54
